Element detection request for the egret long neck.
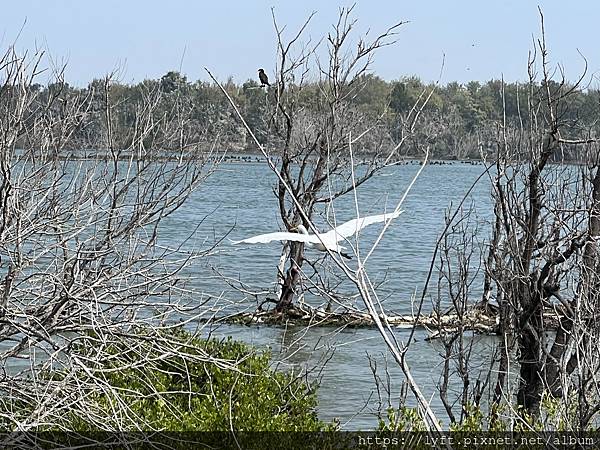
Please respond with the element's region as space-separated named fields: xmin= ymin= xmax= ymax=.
xmin=296 ymin=225 xmax=310 ymax=235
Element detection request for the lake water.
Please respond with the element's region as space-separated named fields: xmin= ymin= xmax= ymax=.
xmin=163 ymin=160 xmax=500 ymax=429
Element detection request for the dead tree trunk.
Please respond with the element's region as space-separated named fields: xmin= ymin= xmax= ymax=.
xmin=486 ymin=11 xmax=600 ymax=422
xmin=259 ymin=8 xmax=408 ymax=312
xmin=277 ymin=242 xmax=303 ymax=311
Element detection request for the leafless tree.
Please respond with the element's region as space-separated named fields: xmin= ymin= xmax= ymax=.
xmin=0 ymin=45 xmax=227 ymax=431
xmin=251 ymin=6 xmax=435 ymax=312
xmin=434 ymin=204 xmax=495 ymax=424
xmin=485 ymin=12 xmax=600 ymax=421
xmin=206 ymin=6 xmax=452 ymax=432
xmin=427 ymin=10 xmax=600 ymax=428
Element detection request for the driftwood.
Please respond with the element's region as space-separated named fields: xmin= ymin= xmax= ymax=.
xmin=221 ymin=303 xmax=569 ymax=338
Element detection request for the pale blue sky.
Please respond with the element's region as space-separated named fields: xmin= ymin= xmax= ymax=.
xmin=2 ymin=1 xmax=598 ymax=87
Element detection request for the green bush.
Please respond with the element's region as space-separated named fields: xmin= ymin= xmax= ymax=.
xmin=66 ymin=331 xmax=324 ymax=432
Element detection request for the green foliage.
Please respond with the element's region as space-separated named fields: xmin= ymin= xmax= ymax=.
xmin=450 ymin=404 xmax=484 ymax=432
xmin=18 ymin=70 xmax=599 ymax=160
xmin=160 ymin=71 xmax=188 ymax=94
xmin=390 ymin=76 xmax=429 ymax=114
xmin=66 ymin=331 xmax=324 ymax=432
xmin=377 ymin=406 xmax=427 ymax=432
xmin=351 ymin=74 xmax=391 ymax=115
xmin=380 ymin=396 xmax=598 ymax=434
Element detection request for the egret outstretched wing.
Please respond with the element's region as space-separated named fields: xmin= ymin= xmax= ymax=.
xmin=231 ymin=231 xmax=320 ymax=246
xmin=322 ymin=210 xmax=403 ymax=242
xmin=232 ymin=208 xmax=404 ymax=256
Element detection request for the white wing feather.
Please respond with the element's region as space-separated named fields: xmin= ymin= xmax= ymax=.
xmin=231 ymin=231 xmax=321 ymax=245
xmin=321 ymin=210 xmax=403 ymax=242
xmin=232 ymin=209 xmax=403 ymax=250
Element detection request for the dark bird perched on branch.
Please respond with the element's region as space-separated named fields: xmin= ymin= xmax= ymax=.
xmin=258 ymin=68 xmax=270 ymax=87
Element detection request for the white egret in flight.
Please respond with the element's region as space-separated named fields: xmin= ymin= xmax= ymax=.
xmin=231 ymin=209 xmax=403 ymax=259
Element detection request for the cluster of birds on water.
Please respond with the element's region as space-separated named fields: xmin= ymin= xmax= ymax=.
xmin=219 ymin=155 xmax=265 ymax=163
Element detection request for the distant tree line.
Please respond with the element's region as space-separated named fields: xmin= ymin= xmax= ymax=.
xmin=15 ymin=70 xmax=600 ymax=160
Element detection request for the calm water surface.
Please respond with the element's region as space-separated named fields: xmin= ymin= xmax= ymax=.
xmin=165 ymin=160 xmax=498 ymax=429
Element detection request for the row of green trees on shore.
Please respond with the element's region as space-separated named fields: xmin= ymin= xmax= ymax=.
xmin=25 ymin=70 xmax=600 ymax=159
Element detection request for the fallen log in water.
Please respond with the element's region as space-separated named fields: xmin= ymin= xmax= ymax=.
xmin=221 ymin=304 xmax=564 ymax=337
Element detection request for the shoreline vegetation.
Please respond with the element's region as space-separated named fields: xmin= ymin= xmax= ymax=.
xmin=15 ymin=71 xmax=599 ymax=164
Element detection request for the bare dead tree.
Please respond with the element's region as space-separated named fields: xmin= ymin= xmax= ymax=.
xmin=256 ymin=6 xmax=438 ymax=312
xmin=209 ymin=66 xmax=444 ymax=429
xmin=400 ymin=9 xmax=600 ymax=430
xmin=0 ymin=45 xmax=230 ymax=431
xmin=479 ymin=10 xmax=600 ymax=424
xmin=206 ymin=5 xmax=452 ymax=432
xmin=434 ymin=203 xmax=495 ymax=424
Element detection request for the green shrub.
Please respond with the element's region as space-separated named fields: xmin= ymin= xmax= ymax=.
xmin=377 ymin=406 xmax=427 ymax=432
xmin=66 ymin=330 xmax=325 ymax=432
